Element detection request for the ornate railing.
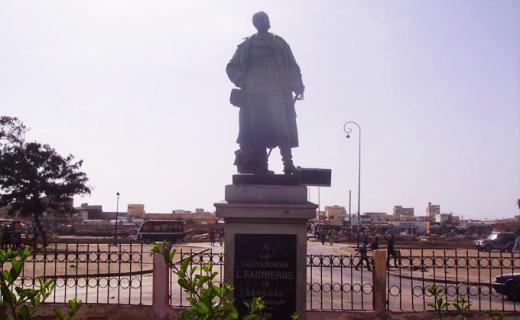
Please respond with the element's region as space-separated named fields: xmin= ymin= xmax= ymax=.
xmin=387 ymin=249 xmax=520 ymax=312
xmin=1 ymin=242 xmax=151 ymax=305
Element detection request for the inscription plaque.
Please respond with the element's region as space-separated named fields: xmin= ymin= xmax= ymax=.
xmin=234 ymin=234 xmax=297 ymax=320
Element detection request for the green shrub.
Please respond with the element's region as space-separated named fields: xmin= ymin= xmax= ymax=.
xmin=426 ymin=284 xmax=448 ymax=320
xmin=152 ymin=241 xmax=278 ymax=320
xmin=0 ymin=247 xmax=82 ymax=320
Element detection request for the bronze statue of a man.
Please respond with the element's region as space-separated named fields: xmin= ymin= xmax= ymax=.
xmin=227 ymin=11 xmax=305 ymax=175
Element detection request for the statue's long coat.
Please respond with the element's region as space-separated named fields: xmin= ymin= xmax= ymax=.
xmin=226 ymin=33 xmax=304 ymax=150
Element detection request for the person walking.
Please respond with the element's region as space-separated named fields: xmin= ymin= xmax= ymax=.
xmin=513 ymin=235 xmax=520 ymax=253
xmin=31 ymin=225 xmax=39 ymax=249
xmin=209 ymin=229 xmax=216 ymax=247
xmin=370 ymin=235 xmax=379 ymax=250
xmin=387 ymin=235 xmax=398 ymax=268
xmin=355 ymin=240 xmax=372 ymax=271
xmin=319 ymin=227 xmax=326 ymax=245
xmin=219 ymin=229 xmax=224 ymax=247
xmin=328 ymin=228 xmax=335 ymax=246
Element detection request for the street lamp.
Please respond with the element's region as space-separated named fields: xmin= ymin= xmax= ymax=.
xmin=348 ymin=189 xmax=352 ymax=242
xmin=343 ymin=121 xmax=361 ymax=247
xmin=114 ymin=192 xmax=120 ymax=240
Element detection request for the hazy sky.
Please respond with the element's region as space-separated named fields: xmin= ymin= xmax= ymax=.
xmin=1 ymin=1 xmax=519 ymax=219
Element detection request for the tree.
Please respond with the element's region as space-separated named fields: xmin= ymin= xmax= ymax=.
xmin=0 ymin=116 xmax=26 ymax=147
xmin=0 ymin=116 xmax=90 ymax=246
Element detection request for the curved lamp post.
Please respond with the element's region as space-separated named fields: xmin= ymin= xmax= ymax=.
xmin=343 ymin=121 xmax=361 ymax=246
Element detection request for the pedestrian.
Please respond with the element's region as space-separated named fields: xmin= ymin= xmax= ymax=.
xmin=513 ymin=235 xmax=520 ymax=253
xmin=209 ymin=229 xmax=216 ymax=247
xmin=328 ymin=228 xmax=336 ymax=246
xmin=320 ymin=228 xmax=326 ymax=245
xmin=31 ymin=225 xmax=39 ymax=249
xmin=219 ymin=229 xmax=224 ymax=247
xmin=370 ymin=235 xmax=379 ymax=250
xmin=1 ymin=225 xmax=9 ymax=248
xmin=387 ymin=235 xmax=398 ymax=268
xmin=355 ymin=240 xmax=372 ymax=271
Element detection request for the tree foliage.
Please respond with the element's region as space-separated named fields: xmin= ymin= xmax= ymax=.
xmin=0 ymin=116 xmax=90 ymax=245
xmin=0 ymin=116 xmax=26 ymax=147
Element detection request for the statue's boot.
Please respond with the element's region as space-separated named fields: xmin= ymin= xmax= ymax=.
xmin=254 ymin=149 xmax=274 ymax=175
xmin=283 ymin=159 xmax=297 ymax=175
xmin=281 ymin=147 xmax=297 ymax=175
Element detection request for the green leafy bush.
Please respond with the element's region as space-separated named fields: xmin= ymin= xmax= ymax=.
xmin=452 ymin=295 xmax=471 ymax=320
xmin=152 ymin=241 xmax=277 ymax=320
xmin=426 ymin=284 xmax=448 ymax=320
xmin=0 ymin=247 xmax=82 ymax=320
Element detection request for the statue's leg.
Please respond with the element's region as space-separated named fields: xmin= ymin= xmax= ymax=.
xmin=234 ymin=147 xmax=267 ymax=174
xmin=253 ymin=147 xmax=275 ymax=175
xmin=280 ymin=146 xmax=297 ymax=175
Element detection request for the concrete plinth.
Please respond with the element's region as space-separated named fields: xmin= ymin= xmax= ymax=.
xmin=215 ymin=184 xmax=316 ymax=320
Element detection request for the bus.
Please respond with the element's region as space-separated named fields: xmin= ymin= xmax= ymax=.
xmin=137 ymin=220 xmax=185 ymax=243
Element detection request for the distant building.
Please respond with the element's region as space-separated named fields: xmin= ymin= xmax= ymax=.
xmin=491 ymin=218 xmax=520 ymax=233
xmin=415 ymin=216 xmax=432 ymax=233
xmin=102 ymin=211 xmax=126 ymax=220
xmin=365 ymin=212 xmax=388 ymax=224
xmin=324 ymin=205 xmax=346 ymax=225
xmin=452 ymin=215 xmax=461 ymax=225
xmin=435 ymin=213 xmax=453 ymax=224
xmin=392 ymin=220 xmax=428 ymax=235
xmin=128 ymin=204 xmax=145 ymax=219
xmin=393 ymin=205 xmax=414 ymax=218
xmin=147 ymin=211 xmax=218 ymax=224
xmin=80 ymin=203 xmax=103 ymax=220
xmin=349 ymin=214 xmax=371 ymax=226
xmin=427 ymin=202 xmax=440 ymax=219
xmin=172 ymin=209 xmax=191 ymax=215
xmin=416 ymin=216 xmax=431 ymax=222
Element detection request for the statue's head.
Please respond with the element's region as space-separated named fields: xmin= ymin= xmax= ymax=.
xmin=252 ymin=11 xmax=270 ymax=33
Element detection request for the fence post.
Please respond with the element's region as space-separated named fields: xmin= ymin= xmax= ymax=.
xmin=153 ymin=252 xmax=171 ymax=319
xmin=372 ymin=249 xmax=387 ymax=313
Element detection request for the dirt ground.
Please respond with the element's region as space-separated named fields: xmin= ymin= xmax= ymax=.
xmin=6 ymin=243 xmax=205 ymax=279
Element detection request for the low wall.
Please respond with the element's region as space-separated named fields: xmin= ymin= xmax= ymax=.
xmin=34 ymin=305 xmax=520 ymax=320
xmin=34 ymin=304 xmax=179 ymax=320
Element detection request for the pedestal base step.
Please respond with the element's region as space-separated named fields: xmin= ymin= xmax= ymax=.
xmin=232 ymin=168 xmax=331 ymax=187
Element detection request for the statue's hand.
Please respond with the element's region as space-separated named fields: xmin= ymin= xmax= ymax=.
xmin=235 ymin=74 xmax=248 ymax=88
xmin=294 ymin=85 xmax=305 ymax=101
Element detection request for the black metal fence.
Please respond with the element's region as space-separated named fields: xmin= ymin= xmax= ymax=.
xmin=168 ymin=251 xmax=374 ymax=311
xmin=169 ymin=248 xmax=224 ymax=307
xmin=387 ymin=249 xmax=520 ymax=312
xmin=306 ymin=254 xmax=373 ymax=311
xmin=1 ymin=242 xmax=151 ymax=305
xmin=4 ymin=244 xmax=520 ymax=313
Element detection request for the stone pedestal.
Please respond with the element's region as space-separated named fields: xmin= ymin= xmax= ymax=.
xmin=215 ymin=184 xmax=316 ymax=320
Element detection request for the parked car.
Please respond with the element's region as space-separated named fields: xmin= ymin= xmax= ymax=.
xmin=0 ymin=220 xmax=29 ymax=248
xmin=475 ymin=232 xmax=517 ymax=252
xmin=493 ymin=273 xmax=520 ymax=301
xmin=137 ymin=220 xmax=185 ymax=243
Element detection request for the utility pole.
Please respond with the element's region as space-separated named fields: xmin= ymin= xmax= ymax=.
xmin=318 ymin=187 xmax=321 ymax=213
xmin=343 ymin=121 xmax=362 ymax=248
xmin=114 ymin=192 xmax=120 ymax=241
xmin=348 ymin=189 xmax=352 ymax=242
